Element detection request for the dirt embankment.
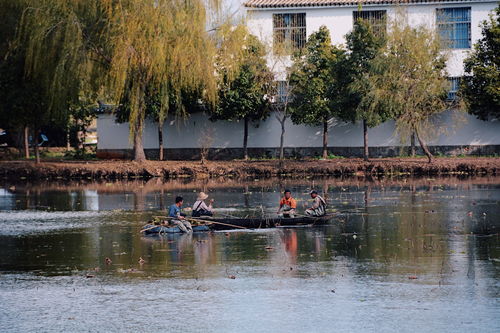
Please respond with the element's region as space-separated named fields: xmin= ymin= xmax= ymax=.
xmin=1 ymin=157 xmax=499 ymax=180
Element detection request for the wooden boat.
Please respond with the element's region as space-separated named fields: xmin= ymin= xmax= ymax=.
xmin=192 ymin=215 xmax=333 ymax=230
xmin=141 ymin=214 xmax=334 ymax=234
xmin=142 ymin=224 xmax=211 ymax=234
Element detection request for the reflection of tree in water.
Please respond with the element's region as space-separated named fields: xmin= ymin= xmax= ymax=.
xmin=244 ymin=185 xmax=250 ymax=208
xmin=2 ymin=178 xmax=499 ymax=284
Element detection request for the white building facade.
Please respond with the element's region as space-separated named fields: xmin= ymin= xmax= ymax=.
xmin=96 ymin=0 xmax=500 ymax=159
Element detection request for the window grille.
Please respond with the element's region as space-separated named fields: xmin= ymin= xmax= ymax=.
xmin=437 ymin=7 xmax=471 ymax=49
xmin=273 ymin=13 xmax=306 ymax=52
xmin=447 ymin=77 xmax=461 ymax=100
xmin=353 ymin=10 xmax=387 ymax=37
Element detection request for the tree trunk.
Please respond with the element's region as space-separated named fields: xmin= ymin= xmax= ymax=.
xmin=410 ymin=133 xmax=416 ymax=157
xmin=133 ymin=118 xmax=146 ymax=162
xmin=415 ymin=128 xmax=433 ymax=163
xmin=322 ymin=119 xmax=328 ymax=159
xmin=24 ymin=126 xmax=30 ymax=159
xmin=279 ymin=119 xmax=285 ymax=162
xmin=363 ymin=120 xmax=369 ymax=162
xmin=66 ymin=122 xmax=71 ymax=151
xmin=34 ymin=128 xmax=40 ymax=164
xmin=75 ymin=118 xmax=83 ymax=150
xmin=243 ymin=117 xmax=249 ymax=160
xmin=158 ymin=123 xmax=164 ymax=161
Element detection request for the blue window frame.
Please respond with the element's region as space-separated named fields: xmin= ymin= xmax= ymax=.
xmin=276 ymin=81 xmax=289 ymax=103
xmin=436 ymin=7 xmax=471 ymax=49
xmin=447 ymin=77 xmax=461 ymax=100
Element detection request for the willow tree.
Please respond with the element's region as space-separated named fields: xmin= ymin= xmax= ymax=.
xmin=15 ymin=0 xmax=237 ymax=162
xmin=0 ymin=0 xmax=33 ymax=159
xmin=363 ymin=17 xmax=450 ymax=163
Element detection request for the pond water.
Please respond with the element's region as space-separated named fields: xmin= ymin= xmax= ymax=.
xmin=0 ymin=177 xmax=499 ymax=333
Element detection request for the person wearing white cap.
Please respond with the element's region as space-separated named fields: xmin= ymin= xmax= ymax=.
xmin=192 ymin=192 xmax=214 ymax=217
xmin=305 ymin=190 xmax=326 ymax=217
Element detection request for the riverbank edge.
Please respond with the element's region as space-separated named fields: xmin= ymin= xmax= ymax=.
xmin=1 ymin=158 xmax=499 ymax=180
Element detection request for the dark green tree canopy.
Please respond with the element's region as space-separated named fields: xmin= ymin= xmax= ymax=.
xmin=339 ymin=19 xmax=389 ymax=126
xmin=289 ymin=26 xmax=345 ymax=126
xmin=211 ymin=34 xmax=272 ymax=123
xmin=461 ymin=5 xmax=500 ymax=120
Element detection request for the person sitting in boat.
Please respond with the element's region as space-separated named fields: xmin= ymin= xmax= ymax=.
xmin=192 ymin=192 xmax=214 ymax=217
xmin=277 ymin=189 xmax=297 ymax=218
xmin=168 ymin=196 xmax=193 ymax=233
xmin=305 ymin=190 xmax=326 ymax=217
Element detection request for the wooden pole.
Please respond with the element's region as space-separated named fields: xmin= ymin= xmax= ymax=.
xmin=186 ymin=217 xmax=247 ymax=229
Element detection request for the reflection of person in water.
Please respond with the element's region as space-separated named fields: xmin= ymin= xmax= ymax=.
xmin=282 ymin=230 xmax=298 ymax=264
xmin=165 ymin=233 xmax=193 ymax=263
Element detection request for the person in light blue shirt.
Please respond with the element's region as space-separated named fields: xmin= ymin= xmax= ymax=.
xmin=168 ymin=196 xmax=192 ymax=233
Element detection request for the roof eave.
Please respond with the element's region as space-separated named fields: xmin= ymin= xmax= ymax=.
xmin=243 ymin=0 xmax=493 ymax=9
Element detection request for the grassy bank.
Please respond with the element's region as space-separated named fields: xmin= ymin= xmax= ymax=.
xmin=1 ymin=157 xmax=499 ymax=180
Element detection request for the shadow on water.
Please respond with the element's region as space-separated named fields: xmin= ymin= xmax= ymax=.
xmin=0 ymin=176 xmax=499 ymax=332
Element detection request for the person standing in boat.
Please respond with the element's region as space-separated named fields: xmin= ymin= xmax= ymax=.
xmin=305 ymin=190 xmax=326 ymax=217
xmin=277 ymin=189 xmax=297 ymax=218
xmin=192 ymin=192 xmax=214 ymax=217
xmin=169 ymin=196 xmax=193 ymax=233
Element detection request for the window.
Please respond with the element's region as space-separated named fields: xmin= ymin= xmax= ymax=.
xmin=353 ymin=10 xmax=387 ymax=37
xmin=273 ymin=81 xmax=292 ymax=104
xmin=447 ymin=77 xmax=461 ymax=100
xmin=273 ymin=13 xmax=306 ymax=52
xmin=437 ymin=7 xmax=471 ymax=49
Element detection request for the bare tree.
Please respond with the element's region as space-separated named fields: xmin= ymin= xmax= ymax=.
xmin=264 ymin=42 xmax=296 ymax=167
xmin=198 ymin=126 xmax=215 ymax=165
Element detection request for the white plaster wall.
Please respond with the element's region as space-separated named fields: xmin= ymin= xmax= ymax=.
xmin=97 ymin=1 xmax=500 ymax=151
xmin=246 ymin=1 xmax=499 ymax=76
xmin=97 ymin=111 xmax=500 ymax=150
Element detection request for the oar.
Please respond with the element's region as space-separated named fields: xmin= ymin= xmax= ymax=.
xmin=217 ymin=212 xmax=240 ymax=219
xmin=186 ymin=217 xmax=247 ymax=230
xmin=140 ymin=225 xmax=165 ymax=233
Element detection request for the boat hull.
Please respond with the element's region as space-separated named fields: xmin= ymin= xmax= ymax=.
xmin=142 ymin=224 xmax=210 ymax=235
xmin=195 ymin=215 xmax=333 ymax=230
xmin=142 ymin=215 xmax=334 ymax=234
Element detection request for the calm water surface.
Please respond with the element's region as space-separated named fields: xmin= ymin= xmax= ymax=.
xmin=0 ymin=177 xmax=498 ymax=333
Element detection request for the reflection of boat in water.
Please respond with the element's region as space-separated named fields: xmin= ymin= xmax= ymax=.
xmin=141 ymin=215 xmax=334 ymax=234
xmin=142 ymin=224 xmax=211 ymax=234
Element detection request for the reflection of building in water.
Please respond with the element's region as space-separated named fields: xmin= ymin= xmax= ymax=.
xmin=83 ymin=190 xmax=99 ymax=211
xmin=0 ymin=188 xmax=14 ymax=210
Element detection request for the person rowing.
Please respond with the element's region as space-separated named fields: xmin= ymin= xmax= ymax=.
xmin=192 ymin=192 xmax=214 ymax=217
xmin=305 ymin=190 xmax=326 ymax=217
xmin=168 ymin=196 xmax=193 ymax=233
xmin=277 ymin=189 xmax=297 ymax=218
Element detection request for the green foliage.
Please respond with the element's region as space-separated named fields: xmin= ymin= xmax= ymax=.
xmin=212 ymin=34 xmax=272 ymax=123
xmin=339 ymin=19 xmax=388 ymax=126
xmin=116 ymin=83 xmax=202 ymax=124
xmin=9 ymin=0 xmax=241 ymax=161
xmin=461 ymin=5 xmax=500 ymax=120
xmin=289 ymin=26 xmax=345 ymax=126
xmin=363 ymin=15 xmax=450 ymax=162
xmin=0 ymin=1 xmax=47 ymax=132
